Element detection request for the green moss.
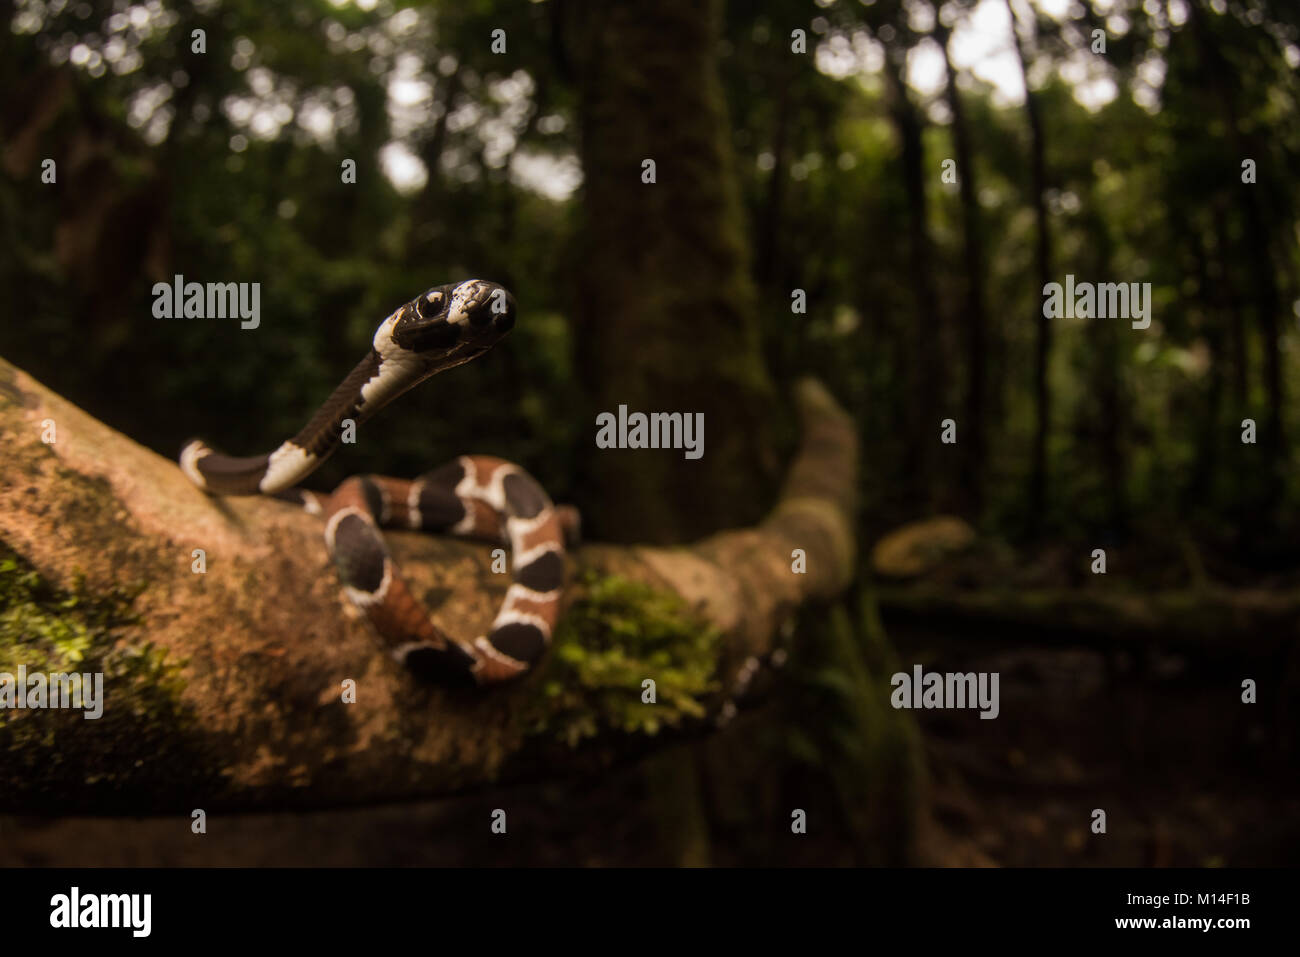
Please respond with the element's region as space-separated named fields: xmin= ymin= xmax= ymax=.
xmin=522 ymin=571 xmax=721 ymax=748
xmin=0 ymin=541 xmax=203 ymax=809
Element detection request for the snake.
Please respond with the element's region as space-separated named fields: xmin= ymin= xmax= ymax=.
xmin=178 ymin=280 xmax=576 ymax=686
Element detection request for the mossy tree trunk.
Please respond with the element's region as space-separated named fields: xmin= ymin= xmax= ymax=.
xmin=571 ymin=0 xmax=779 ymax=544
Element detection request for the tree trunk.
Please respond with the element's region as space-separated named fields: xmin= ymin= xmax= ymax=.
xmin=1006 ymin=0 xmax=1054 ymax=530
xmin=1212 ymin=203 xmax=1249 ymax=415
xmin=882 ymin=43 xmax=940 ymax=508
xmin=571 ymin=0 xmax=779 ymax=544
xmin=0 ymin=356 xmax=856 ymax=814
xmin=1189 ymin=1 xmax=1285 ymax=508
xmin=1182 ymin=214 xmax=1224 ymax=509
xmin=937 ymin=23 xmax=988 ymax=517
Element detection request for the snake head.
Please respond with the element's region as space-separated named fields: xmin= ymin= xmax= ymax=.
xmin=384 ymin=279 xmax=516 ymax=358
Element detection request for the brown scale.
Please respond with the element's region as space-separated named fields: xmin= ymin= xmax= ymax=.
xmin=472 ymin=648 xmax=529 ymax=684
xmin=363 ymin=566 xmax=455 ymax=653
xmin=498 ymin=590 xmax=562 ymax=630
xmin=514 ymin=512 xmax=564 ymax=555
xmin=460 ymin=498 xmax=507 ymax=540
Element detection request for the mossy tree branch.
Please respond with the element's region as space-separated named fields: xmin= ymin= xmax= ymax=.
xmin=0 ymin=357 xmax=856 ymax=814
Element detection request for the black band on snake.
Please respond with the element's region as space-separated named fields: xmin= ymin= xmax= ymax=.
xmin=178 ymin=280 xmax=577 ymax=686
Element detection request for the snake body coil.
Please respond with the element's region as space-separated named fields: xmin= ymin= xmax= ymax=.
xmin=179 ymin=280 xmax=575 ymax=686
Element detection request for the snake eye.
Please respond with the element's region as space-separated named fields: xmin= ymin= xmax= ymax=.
xmin=416 ymin=292 xmax=444 ymax=320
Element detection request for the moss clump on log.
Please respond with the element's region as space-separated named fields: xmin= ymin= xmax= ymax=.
xmin=522 ymin=571 xmax=722 ymax=747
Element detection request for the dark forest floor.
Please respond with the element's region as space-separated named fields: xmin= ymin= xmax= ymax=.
xmin=889 ymin=526 xmax=1300 ymax=867
xmin=903 ymin=636 xmax=1300 ymax=867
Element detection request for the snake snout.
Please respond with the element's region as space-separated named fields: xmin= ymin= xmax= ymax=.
xmin=454 ymin=280 xmax=513 ymax=329
xmin=489 ymin=291 xmax=517 ymax=333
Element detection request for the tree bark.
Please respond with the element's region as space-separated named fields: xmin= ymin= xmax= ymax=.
xmin=0 ymin=356 xmax=855 ymax=814
xmin=882 ymin=42 xmax=940 ymax=508
xmin=937 ymin=22 xmax=988 ymax=517
xmin=1006 ymin=0 xmax=1054 ymax=529
xmin=571 ymin=0 xmax=779 ymax=544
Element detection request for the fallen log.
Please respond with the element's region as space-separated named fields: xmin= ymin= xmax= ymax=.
xmin=877 ymin=584 xmax=1300 ymax=660
xmin=0 ymin=356 xmax=856 ymax=813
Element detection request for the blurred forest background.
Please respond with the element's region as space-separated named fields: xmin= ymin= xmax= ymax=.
xmin=1 ymin=0 xmax=1298 ymax=865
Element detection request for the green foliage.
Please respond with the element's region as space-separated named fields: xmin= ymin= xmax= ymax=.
xmin=3 ymin=0 xmax=1296 ymax=551
xmin=0 ymin=0 xmax=584 ymax=505
xmin=523 ymin=571 xmax=721 ymax=747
